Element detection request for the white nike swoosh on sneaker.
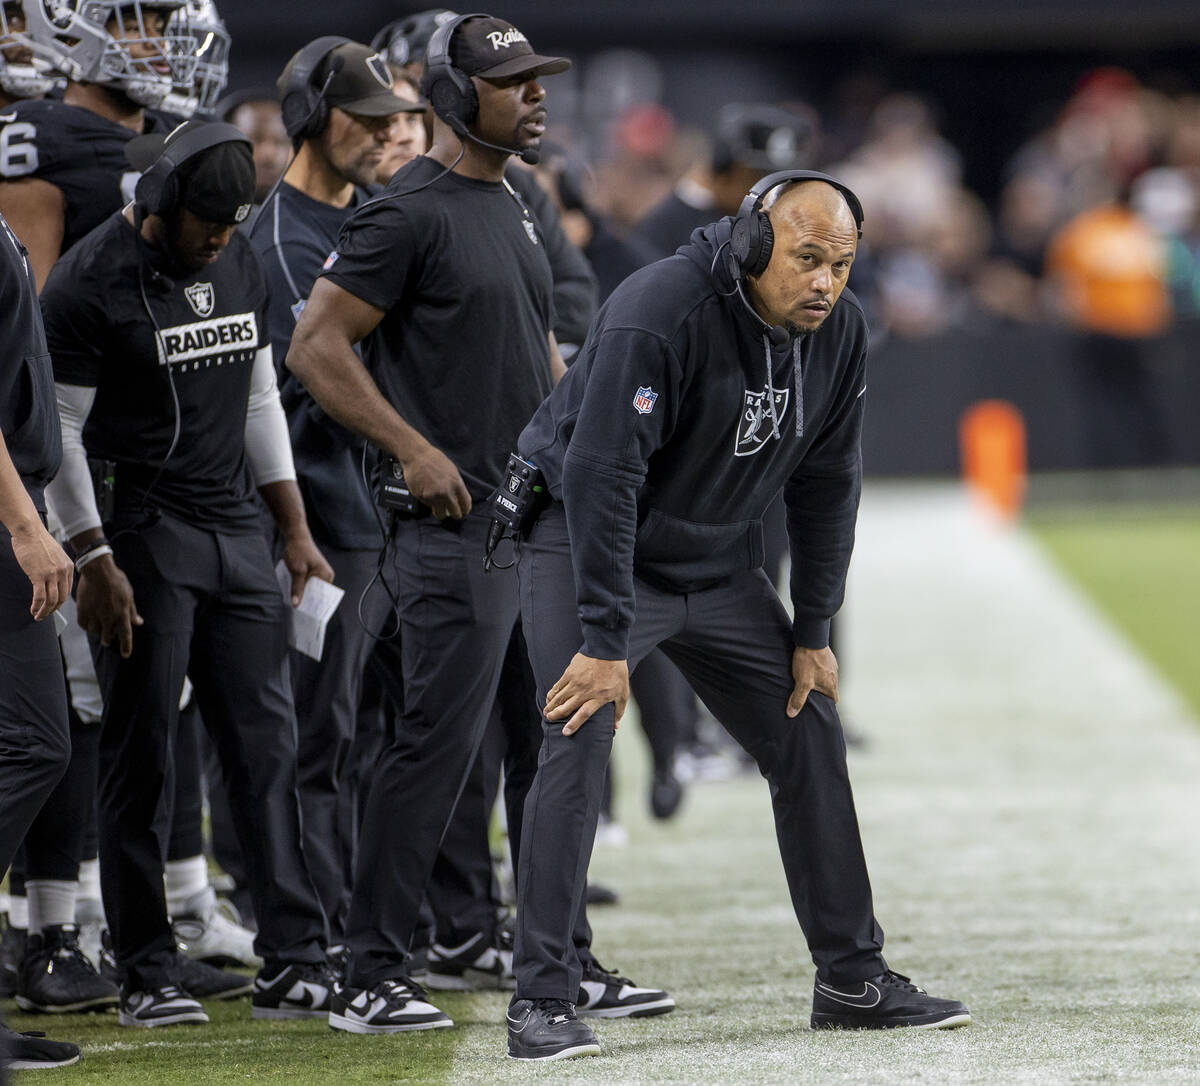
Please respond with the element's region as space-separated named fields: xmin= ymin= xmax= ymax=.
xmin=815 ymin=981 xmax=882 ymax=1008
xmin=506 ymin=1012 xmax=531 ymax=1033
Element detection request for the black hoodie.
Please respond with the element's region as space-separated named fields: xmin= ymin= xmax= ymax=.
xmin=517 ymin=219 xmax=868 ymax=661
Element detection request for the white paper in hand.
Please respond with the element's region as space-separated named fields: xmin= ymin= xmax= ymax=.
xmin=275 ymin=560 xmax=344 ymax=661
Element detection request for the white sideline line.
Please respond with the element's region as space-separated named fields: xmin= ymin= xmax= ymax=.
xmin=86 ymin=1037 xmax=262 ymax=1054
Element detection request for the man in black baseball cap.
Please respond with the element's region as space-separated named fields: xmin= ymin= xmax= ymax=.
xmin=445 ymin=14 xmax=570 ymax=82
xmin=43 ymin=114 xmax=334 ymax=1028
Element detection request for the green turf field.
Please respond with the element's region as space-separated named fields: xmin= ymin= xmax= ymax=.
xmin=8 ymin=482 xmax=1200 ymax=1084
xmin=1027 ymin=503 xmax=1200 ymax=720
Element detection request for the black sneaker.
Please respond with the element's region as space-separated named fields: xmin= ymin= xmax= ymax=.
xmin=325 ymin=944 xmax=351 ymax=985
xmin=426 ymin=931 xmax=515 ymax=991
xmin=810 ymin=970 xmax=971 ymax=1030
xmin=119 ymin=985 xmax=209 ymax=1028
xmin=251 ymin=961 xmax=332 ymax=1020
xmin=177 ymin=955 xmax=253 ymax=1001
xmin=575 ymin=956 xmax=674 ymax=1018
xmin=650 ymin=767 xmax=684 ymax=820
xmin=16 ymin=924 xmax=120 ymax=1013
xmin=0 ymin=1023 xmax=81 ymax=1068
xmin=506 ymin=998 xmax=600 ymax=1061
xmin=328 ymin=977 xmax=452 ymax=1034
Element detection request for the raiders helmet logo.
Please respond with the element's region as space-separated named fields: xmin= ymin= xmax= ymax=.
xmin=734 ymin=386 xmax=789 ymax=456
xmin=234 ymin=204 xmax=251 ymax=223
xmin=366 ymin=53 xmax=394 ymax=90
xmin=184 ymin=281 xmax=215 ymax=318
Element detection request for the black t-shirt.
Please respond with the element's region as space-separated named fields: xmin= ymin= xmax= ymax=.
xmin=41 ymin=213 xmax=268 ymax=533
xmin=248 ymin=181 xmax=379 ymax=549
xmin=0 ymin=100 xmax=167 ymax=256
xmin=322 ymin=155 xmax=555 ymax=500
xmin=0 ymin=213 xmax=59 ymax=510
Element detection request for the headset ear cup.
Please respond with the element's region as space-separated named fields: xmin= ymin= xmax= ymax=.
xmin=746 ymin=212 xmax=774 ymax=277
xmin=427 ymin=66 xmax=478 ymax=131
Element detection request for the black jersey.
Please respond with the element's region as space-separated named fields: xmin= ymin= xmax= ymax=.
xmin=0 ymin=99 xmax=166 ymax=255
xmin=322 ymin=155 xmax=556 ymax=501
xmin=41 ymin=212 xmax=268 ymax=533
xmin=0 ymin=213 xmax=59 ymax=511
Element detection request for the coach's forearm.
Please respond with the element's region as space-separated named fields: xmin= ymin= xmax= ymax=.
xmin=286 ymin=326 xmax=434 ymax=466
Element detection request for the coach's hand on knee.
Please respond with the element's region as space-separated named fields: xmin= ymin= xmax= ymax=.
xmin=76 ymin=557 xmax=143 ymax=658
xmin=544 ymin=653 xmax=629 ymax=736
xmin=788 ymin=645 xmax=839 ymax=718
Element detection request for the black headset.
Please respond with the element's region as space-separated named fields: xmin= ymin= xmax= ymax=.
xmin=419 ymin=13 xmax=484 ymax=135
xmin=134 ymin=122 xmax=252 ymax=222
xmin=729 ymin=169 xmax=865 ymax=279
xmin=279 ymin=35 xmax=353 ymax=142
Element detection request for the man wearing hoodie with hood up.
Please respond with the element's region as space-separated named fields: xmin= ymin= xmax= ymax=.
xmin=504 ymin=171 xmax=971 ymax=1061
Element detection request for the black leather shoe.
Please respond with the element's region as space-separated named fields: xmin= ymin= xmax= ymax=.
xmin=506 ymin=998 xmax=600 ymax=1061
xmin=811 ymin=970 xmax=971 ymax=1029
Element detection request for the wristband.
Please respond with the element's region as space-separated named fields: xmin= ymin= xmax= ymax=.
xmin=75 ymin=544 xmax=113 ymax=573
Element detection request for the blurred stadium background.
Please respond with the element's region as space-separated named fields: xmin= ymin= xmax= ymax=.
xmin=222 ymin=0 xmax=1200 ymax=475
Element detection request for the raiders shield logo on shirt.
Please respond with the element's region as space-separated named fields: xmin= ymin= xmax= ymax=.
xmin=735 ymin=386 xmax=789 ymax=456
xmin=184 ymin=281 xmax=215 ymax=318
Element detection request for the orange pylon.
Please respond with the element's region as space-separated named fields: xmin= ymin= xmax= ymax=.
xmin=959 ymin=400 xmax=1027 ymax=519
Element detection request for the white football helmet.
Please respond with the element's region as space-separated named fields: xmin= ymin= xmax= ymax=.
xmin=160 ymin=0 xmax=227 ymax=118
xmin=0 ymin=1 xmax=57 ymax=98
xmin=22 ymin=0 xmax=195 ymax=107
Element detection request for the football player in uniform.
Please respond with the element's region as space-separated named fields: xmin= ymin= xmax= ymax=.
xmin=0 ymin=0 xmax=193 ymax=287
xmin=159 ymin=0 xmax=229 ymax=121
xmin=0 ymin=0 xmax=55 ymax=108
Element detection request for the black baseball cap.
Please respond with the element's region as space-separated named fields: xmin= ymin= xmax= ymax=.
xmin=126 ymin=122 xmax=256 ymax=225
xmin=279 ymin=41 xmax=412 ymax=118
xmin=449 ymin=15 xmax=570 ymax=81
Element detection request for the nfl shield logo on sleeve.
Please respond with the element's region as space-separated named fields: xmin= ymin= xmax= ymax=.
xmin=633 ymin=386 xmax=658 ymax=415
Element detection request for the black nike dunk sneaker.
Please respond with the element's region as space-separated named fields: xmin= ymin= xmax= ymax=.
xmin=506 ymin=998 xmax=600 ymax=1061
xmin=811 ymin=970 xmax=971 ymax=1029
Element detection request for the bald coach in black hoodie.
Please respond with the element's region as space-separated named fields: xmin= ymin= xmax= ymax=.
xmin=503 ymin=173 xmax=971 ymax=1061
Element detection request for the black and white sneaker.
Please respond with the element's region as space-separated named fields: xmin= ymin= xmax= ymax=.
xmin=506 ymin=998 xmax=600 ymax=1061
xmin=328 ymin=978 xmax=453 ymax=1034
xmin=576 ymin=957 xmax=675 ymax=1018
xmin=119 ymin=985 xmax=209 ymax=1028
xmin=16 ymin=924 xmax=120 ymax=1013
xmin=251 ymin=961 xmax=332 ymax=1019
xmin=426 ymin=931 xmax=515 ymax=991
xmin=0 ymin=1024 xmax=82 ymax=1068
xmin=810 ymin=970 xmax=971 ymax=1030
xmin=177 ymin=956 xmax=253 ymax=1001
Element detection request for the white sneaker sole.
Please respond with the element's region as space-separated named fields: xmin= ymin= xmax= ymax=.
xmin=328 ymin=1012 xmax=453 ymax=1034
xmin=507 ymin=1041 xmax=602 ymax=1061
xmin=251 ymin=1004 xmax=329 ymax=1020
xmin=426 ymin=968 xmax=517 ymax=992
xmin=16 ymin=992 xmax=119 ymax=1013
xmin=578 ymin=997 xmax=676 ymax=1018
xmin=118 ymin=1009 xmax=209 ymax=1028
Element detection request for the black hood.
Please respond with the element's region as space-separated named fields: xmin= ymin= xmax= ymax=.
xmin=678 ymin=217 xmax=793 ymax=349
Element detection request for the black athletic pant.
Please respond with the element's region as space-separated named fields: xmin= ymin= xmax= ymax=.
xmin=346 ymin=512 xmax=536 ymax=987
xmin=291 ymin=540 xmax=394 ymax=943
xmin=426 ymin=625 xmax=542 ymax=945
xmin=95 ymin=514 xmax=324 ymax=990
xmin=0 ymin=529 xmax=71 ymax=878
xmin=513 ymin=503 xmax=887 ymax=1000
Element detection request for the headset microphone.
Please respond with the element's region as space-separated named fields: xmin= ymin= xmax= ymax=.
xmin=444 ymin=113 xmax=539 ymax=165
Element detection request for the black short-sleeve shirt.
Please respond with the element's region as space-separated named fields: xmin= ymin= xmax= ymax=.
xmin=0 ymin=100 xmax=166 ymax=255
xmin=321 ymin=155 xmax=555 ymax=500
xmin=41 ymin=213 xmax=268 ymax=533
